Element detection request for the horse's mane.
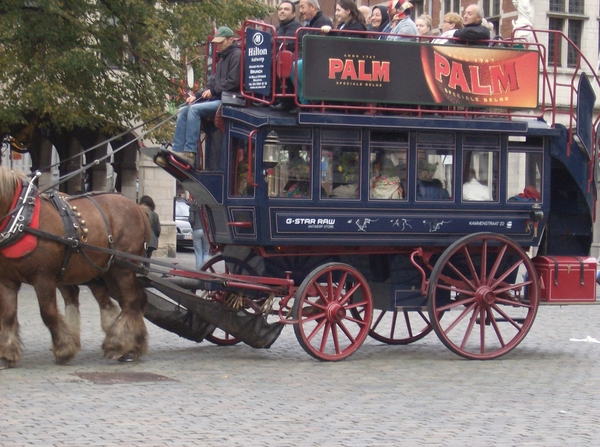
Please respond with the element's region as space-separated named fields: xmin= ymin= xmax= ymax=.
xmin=0 ymin=166 xmax=26 ymax=215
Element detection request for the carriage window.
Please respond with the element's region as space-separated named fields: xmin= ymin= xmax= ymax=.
xmin=370 ymin=147 xmax=407 ymax=200
xmin=507 ymin=152 xmax=543 ymax=202
xmin=462 ymin=151 xmax=499 ymax=201
xmin=268 ymin=144 xmax=312 ymax=198
xmin=416 ymin=133 xmax=454 ymax=201
xmin=229 ymin=135 xmax=255 ymax=197
xmin=321 ymin=146 xmax=361 ymax=199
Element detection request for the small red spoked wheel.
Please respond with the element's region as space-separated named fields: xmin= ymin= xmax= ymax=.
xmin=200 ymin=255 xmax=258 ymax=346
xmin=292 ymin=263 xmax=373 ymax=361
xmin=428 ymin=232 xmax=539 ymax=360
xmin=369 ymin=309 xmax=434 ymax=345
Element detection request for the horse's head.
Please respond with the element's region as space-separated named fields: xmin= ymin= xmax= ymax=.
xmin=0 ymin=166 xmax=27 ymax=216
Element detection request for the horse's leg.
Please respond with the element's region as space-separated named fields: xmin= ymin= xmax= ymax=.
xmin=87 ymin=282 xmax=121 ymax=333
xmin=57 ymin=285 xmax=81 ymax=348
xmin=0 ymin=279 xmax=23 ymax=368
xmin=101 ymin=268 xmax=148 ymax=361
xmin=33 ymin=280 xmax=80 ymax=365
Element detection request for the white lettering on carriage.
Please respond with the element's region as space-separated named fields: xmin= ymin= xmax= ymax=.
xmin=285 ymin=218 xmax=335 ymax=226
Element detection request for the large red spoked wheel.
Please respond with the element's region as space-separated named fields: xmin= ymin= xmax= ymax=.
xmin=369 ymin=309 xmax=434 ymax=345
xmin=200 ymin=255 xmax=258 ymax=346
xmin=428 ymin=232 xmax=539 ymax=360
xmin=293 ymin=263 xmax=373 ymax=361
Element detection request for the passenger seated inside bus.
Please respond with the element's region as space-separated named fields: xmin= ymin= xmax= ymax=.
xmin=329 ymin=147 xmax=360 ymax=198
xmin=508 ymin=185 xmax=541 ymax=202
xmin=283 ymin=156 xmax=311 ymax=197
xmin=462 ymin=168 xmax=492 ymax=201
xmin=417 ymin=160 xmax=450 ymax=200
xmin=370 ymin=150 xmax=404 ymax=199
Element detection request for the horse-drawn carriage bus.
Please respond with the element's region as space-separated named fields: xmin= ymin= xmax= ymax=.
xmin=146 ymin=21 xmax=600 ymax=362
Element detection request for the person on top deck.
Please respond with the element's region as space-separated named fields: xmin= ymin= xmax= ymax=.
xmin=386 ymin=1 xmax=418 ymax=42
xmin=415 ymin=14 xmax=433 ymax=39
xmin=285 ymin=0 xmax=333 ymax=111
xmin=168 ymin=26 xmax=241 ymax=167
xmin=453 ymin=4 xmax=490 ymax=45
xmin=367 ymin=5 xmax=390 ymax=39
xmin=321 ymin=0 xmax=367 ymax=36
xmin=271 ymin=1 xmax=303 ymax=111
xmin=432 ymin=12 xmax=463 ymax=44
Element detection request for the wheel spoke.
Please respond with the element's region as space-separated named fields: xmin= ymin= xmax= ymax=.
xmin=337 ymin=320 xmax=357 ymax=344
xmin=487 ymin=309 xmax=506 ymax=347
xmin=443 ymin=301 xmax=477 ymax=334
xmin=307 ymin=317 xmax=328 ymax=344
xmin=334 ymin=272 xmax=349 ymax=302
xmin=462 ymin=245 xmax=481 ymax=287
xmin=339 ymin=281 xmax=361 ymax=306
xmin=478 ymin=306 xmax=486 ymax=353
xmin=479 ymin=239 xmax=488 ymax=283
xmin=459 ymin=305 xmax=480 ymax=350
xmin=371 ymin=310 xmax=386 ymax=332
xmin=490 ymin=303 xmax=527 ymax=331
xmin=446 ymin=259 xmax=479 ymax=292
xmin=490 ymin=259 xmax=524 ymax=289
xmin=487 ymin=243 xmax=508 ymax=283
xmin=437 ymin=295 xmax=476 ymax=313
xmin=331 ymin=323 xmax=341 ymax=355
xmin=318 ymin=322 xmax=331 ymax=353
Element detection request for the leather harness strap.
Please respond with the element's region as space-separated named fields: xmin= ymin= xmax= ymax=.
xmin=0 ymin=179 xmax=37 ymax=249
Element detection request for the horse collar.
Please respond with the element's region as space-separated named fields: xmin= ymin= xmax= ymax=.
xmin=0 ymin=179 xmax=39 ymax=251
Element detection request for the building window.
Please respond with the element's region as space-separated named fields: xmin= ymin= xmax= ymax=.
xmin=548 ymin=18 xmax=564 ymax=66
xmin=567 ymin=20 xmax=583 ymax=66
xmin=548 ymin=0 xmax=586 ymax=68
xmin=444 ymin=0 xmax=460 ymax=14
xmin=550 ymin=0 xmax=565 ymax=12
xmin=569 ymin=0 xmax=585 ymax=14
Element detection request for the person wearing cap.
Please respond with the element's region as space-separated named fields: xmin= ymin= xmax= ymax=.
xmin=170 ymin=26 xmax=241 ymax=166
xmin=386 ymin=1 xmax=418 ymax=42
xmin=453 ymin=4 xmax=490 ymax=45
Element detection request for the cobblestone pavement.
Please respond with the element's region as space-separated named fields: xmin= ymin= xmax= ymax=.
xmin=2 ymin=252 xmax=600 ymax=446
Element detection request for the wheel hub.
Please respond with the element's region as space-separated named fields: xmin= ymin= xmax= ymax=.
xmin=475 ymin=286 xmax=496 ymax=305
xmin=326 ymin=302 xmax=346 ymax=323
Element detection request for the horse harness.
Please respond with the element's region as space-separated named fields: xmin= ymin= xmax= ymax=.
xmin=1 ymin=178 xmax=117 ymax=280
xmin=47 ymin=192 xmax=116 ymax=280
xmin=0 ymin=177 xmax=37 ymax=249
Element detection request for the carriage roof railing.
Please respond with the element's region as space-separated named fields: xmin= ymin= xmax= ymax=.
xmin=238 ymin=20 xmax=599 ymax=140
xmin=511 ymin=27 xmax=600 ymax=153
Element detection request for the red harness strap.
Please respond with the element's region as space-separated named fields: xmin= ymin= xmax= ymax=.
xmin=0 ymin=181 xmax=41 ymax=258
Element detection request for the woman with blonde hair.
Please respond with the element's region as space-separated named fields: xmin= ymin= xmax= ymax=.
xmin=432 ymin=12 xmax=463 ymax=44
xmin=415 ymin=14 xmax=433 ymax=37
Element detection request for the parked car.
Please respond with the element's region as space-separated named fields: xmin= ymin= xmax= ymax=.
xmin=174 ymin=198 xmax=193 ymax=250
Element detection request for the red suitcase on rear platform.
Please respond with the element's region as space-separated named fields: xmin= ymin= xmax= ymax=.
xmin=532 ymin=256 xmax=597 ymax=302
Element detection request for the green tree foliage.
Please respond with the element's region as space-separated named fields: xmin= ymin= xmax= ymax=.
xmin=0 ymin=0 xmax=272 ymax=137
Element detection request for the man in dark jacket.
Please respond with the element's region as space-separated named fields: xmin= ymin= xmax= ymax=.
xmin=286 ymin=0 xmax=333 ymax=109
xmin=276 ymin=1 xmax=302 ymax=52
xmin=454 ymin=4 xmax=490 ymax=45
xmin=271 ymin=1 xmax=303 ymax=111
xmin=170 ymin=26 xmax=241 ymax=166
xmin=299 ymin=0 xmax=333 ymax=37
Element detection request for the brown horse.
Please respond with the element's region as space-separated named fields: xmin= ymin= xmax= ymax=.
xmin=0 ymin=166 xmax=150 ymax=367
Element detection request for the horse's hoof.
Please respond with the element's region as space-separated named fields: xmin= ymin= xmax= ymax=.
xmin=55 ymin=356 xmax=74 ymax=366
xmin=118 ymin=353 xmax=135 ymax=363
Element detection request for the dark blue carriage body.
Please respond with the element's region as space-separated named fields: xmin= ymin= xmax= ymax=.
xmin=159 ymin=31 xmax=598 ymax=311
